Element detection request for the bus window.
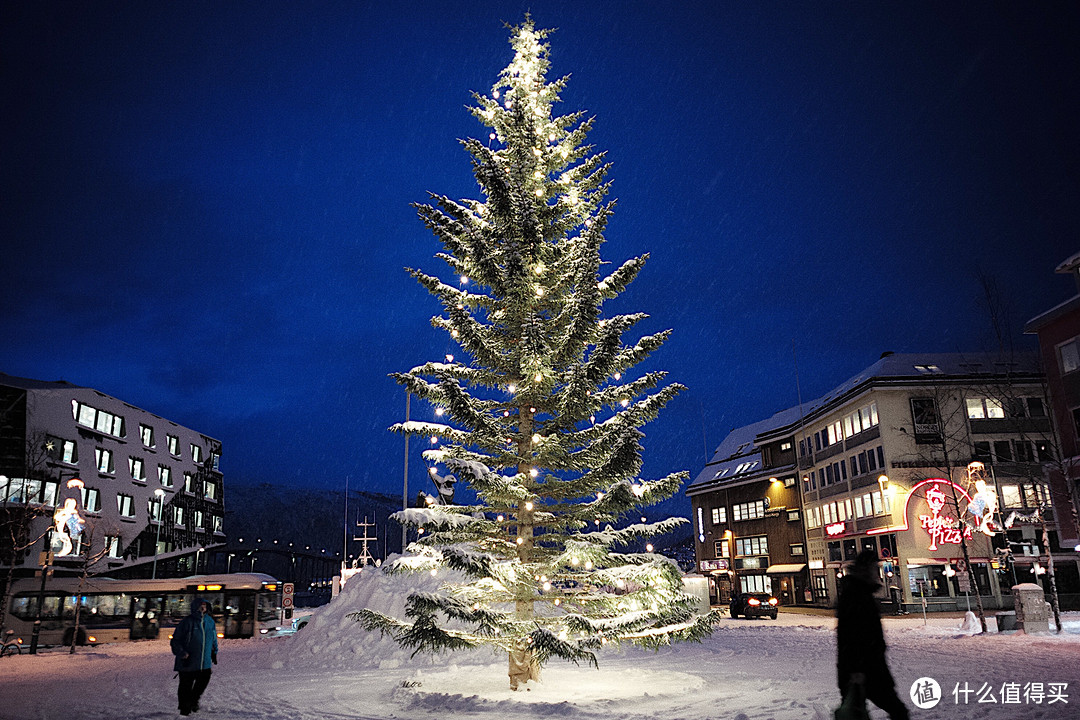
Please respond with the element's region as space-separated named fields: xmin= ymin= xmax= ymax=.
xmin=130 ymin=596 xmax=162 ymax=639
xmin=257 ymin=592 xmax=279 ymax=624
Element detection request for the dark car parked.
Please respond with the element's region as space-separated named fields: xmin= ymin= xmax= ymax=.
xmin=729 ymin=592 xmax=778 ymax=619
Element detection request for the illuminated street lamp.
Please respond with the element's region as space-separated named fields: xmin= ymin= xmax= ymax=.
xmin=152 ymin=488 xmax=165 ymax=579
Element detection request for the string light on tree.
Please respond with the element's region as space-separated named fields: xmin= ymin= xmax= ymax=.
xmin=360 ymin=17 xmax=717 ymax=685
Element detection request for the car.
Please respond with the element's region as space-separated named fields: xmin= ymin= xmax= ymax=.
xmin=265 ymin=613 xmax=313 ymax=637
xmin=729 ymin=592 xmax=778 ymax=619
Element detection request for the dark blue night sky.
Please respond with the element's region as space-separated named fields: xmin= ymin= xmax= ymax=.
xmin=3 ymin=2 xmax=1078 ymax=511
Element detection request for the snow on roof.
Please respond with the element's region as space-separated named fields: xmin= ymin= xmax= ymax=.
xmin=689 ymin=352 xmax=1040 ymax=492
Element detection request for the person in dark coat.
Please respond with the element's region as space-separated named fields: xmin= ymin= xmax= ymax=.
xmin=170 ymin=597 xmax=218 ymax=715
xmin=836 ymin=550 xmax=909 ymax=720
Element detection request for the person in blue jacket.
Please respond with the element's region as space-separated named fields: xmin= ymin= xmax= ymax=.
xmin=170 ymin=597 xmax=218 ymax=715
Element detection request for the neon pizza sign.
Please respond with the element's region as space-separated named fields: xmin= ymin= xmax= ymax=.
xmin=868 ymin=478 xmax=973 ymax=552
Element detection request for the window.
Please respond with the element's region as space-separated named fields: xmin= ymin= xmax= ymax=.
xmin=159 ymin=465 xmax=173 ymax=488
xmin=191 ymin=443 xmax=202 ymax=464
xmin=140 ymin=424 xmax=155 ymax=448
xmin=993 ymin=440 xmax=1013 ymax=462
xmin=148 ymin=496 xmax=164 ymax=521
xmin=780 ymin=441 xmax=792 ymax=452
xmin=174 ymin=506 xmax=186 ymax=526
xmin=39 ymin=481 xmax=59 ymax=507
xmin=81 ymin=487 xmax=101 ymax=513
xmin=212 ymin=515 xmax=223 ymax=533
xmin=204 ymin=481 xmax=218 ymax=501
xmin=1027 ymin=397 xmax=1046 ymax=417
xmin=732 ymin=500 xmax=765 ymax=521
xmin=914 ymin=364 xmax=941 ymax=374
xmin=827 ymin=420 xmax=843 ymax=446
xmin=783 ymin=476 xmax=796 ymax=488
xmin=741 ymin=575 xmax=772 ymax=595
xmin=167 ymin=435 xmax=179 ymax=456
xmin=735 ymin=536 xmax=769 ymax=556
xmin=711 ymin=506 xmax=726 ymax=524
xmin=95 ymin=448 xmax=114 ymax=474
xmin=106 ymin=536 xmax=123 ymax=559
xmin=71 ymin=401 xmax=125 ymax=438
xmin=1000 ymin=484 xmax=1022 ymax=507
xmin=116 ymin=494 xmax=135 ymax=518
xmin=183 ymin=473 xmax=195 ymax=494
xmin=966 ymin=397 xmax=1004 ymax=419
xmin=790 ymin=544 xmax=805 ymax=556
xmin=1060 ymin=339 xmax=1080 ymax=374
xmin=46 ymin=436 xmax=79 ymax=465
xmin=787 ymin=509 xmax=801 ymax=522
xmin=844 ymin=403 xmax=879 ymax=437
xmin=806 ymin=505 xmax=820 ymax=528
xmin=129 ymin=457 xmax=146 ymax=482
xmin=193 ymin=510 xmax=204 ymax=529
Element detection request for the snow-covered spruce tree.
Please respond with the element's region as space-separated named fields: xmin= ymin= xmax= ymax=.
xmin=352 ymin=18 xmax=720 ymax=680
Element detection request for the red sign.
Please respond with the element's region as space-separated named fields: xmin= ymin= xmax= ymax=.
xmin=825 ymin=521 xmax=846 ymax=537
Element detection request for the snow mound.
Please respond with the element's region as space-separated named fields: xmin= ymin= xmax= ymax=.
xmin=272 ymin=558 xmax=501 ymax=670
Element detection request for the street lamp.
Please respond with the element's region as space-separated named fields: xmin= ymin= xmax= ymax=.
xmin=152 ymin=489 xmax=165 ymax=579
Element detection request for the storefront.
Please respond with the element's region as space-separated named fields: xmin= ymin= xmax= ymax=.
xmin=817 ymin=477 xmax=1010 ymax=611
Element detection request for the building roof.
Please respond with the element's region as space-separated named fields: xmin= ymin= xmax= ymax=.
xmin=1024 ymin=294 xmax=1080 ymax=335
xmin=687 ymin=352 xmax=1041 ymax=495
xmin=0 ymin=372 xmax=82 ymax=391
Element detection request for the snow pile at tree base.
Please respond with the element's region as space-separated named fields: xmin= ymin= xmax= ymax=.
xmin=274 ymin=559 xmax=502 ymax=670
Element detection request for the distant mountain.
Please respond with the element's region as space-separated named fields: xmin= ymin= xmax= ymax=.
xmin=223 ymin=482 xmax=404 ymax=563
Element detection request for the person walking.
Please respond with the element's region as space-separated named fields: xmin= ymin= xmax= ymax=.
xmin=836 ymin=550 xmax=909 ymax=720
xmin=170 ymin=597 xmax=218 ymax=715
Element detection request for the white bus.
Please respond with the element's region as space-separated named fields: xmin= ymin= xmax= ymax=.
xmin=4 ymin=572 xmax=281 ymax=646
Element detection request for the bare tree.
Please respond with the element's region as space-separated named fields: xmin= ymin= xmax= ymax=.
xmin=66 ymin=521 xmax=118 ymax=654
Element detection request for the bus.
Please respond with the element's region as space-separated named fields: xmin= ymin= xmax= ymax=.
xmin=3 ymin=573 xmax=281 ymax=647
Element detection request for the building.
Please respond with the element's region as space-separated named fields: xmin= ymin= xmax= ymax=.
xmin=687 ymin=407 xmax=810 ymax=606
xmin=1023 ymin=252 xmax=1080 ymax=549
xmin=690 ymin=353 xmax=1078 ymax=612
xmin=0 ymin=373 xmax=225 ymax=581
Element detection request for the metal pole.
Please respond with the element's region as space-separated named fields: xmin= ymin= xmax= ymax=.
xmin=402 ymin=391 xmax=410 ymax=552
xmin=152 ymin=489 xmax=164 ymax=579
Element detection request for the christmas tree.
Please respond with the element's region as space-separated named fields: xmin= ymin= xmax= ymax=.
xmin=353 ymin=18 xmax=719 ymax=684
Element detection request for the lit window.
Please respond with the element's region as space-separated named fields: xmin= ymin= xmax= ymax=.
xmin=174 ymin=506 xmax=186 ymax=526
xmin=159 ymin=465 xmax=173 ymax=487
xmin=191 ymin=444 xmax=202 ymax=463
xmin=81 ymin=487 xmax=101 ymax=513
xmin=193 ymin=510 xmax=204 ymax=529
xmin=72 ymin=401 xmax=125 ymax=438
xmin=140 ymin=424 xmax=155 ymax=448
xmin=116 ymin=494 xmax=135 ymax=517
xmin=711 ymin=506 xmax=726 ymax=524
xmin=106 ymin=536 xmax=123 ymax=559
xmin=129 ymin=457 xmax=146 ymax=482
xmin=96 ymin=448 xmax=114 ymax=474
xmin=167 ymin=435 xmax=179 ymax=456
xmin=46 ymin=436 xmax=79 ymax=465
xmin=790 ymin=544 xmax=805 ymax=556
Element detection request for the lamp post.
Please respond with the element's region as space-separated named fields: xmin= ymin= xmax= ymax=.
xmin=152 ymin=488 xmax=165 ymax=579
xmin=725 ymin=529 xmax=736 ymax=599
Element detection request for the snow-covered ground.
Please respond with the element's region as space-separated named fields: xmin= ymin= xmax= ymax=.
xmin=2 ymin=567 xmax=1079 ymax=720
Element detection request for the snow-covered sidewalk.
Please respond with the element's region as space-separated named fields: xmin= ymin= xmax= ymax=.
xmin=2 ymin=571 xmax=1078 ymax=720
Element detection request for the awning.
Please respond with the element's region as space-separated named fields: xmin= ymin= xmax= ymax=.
xmin=765 ymin=563 xmax=807 ymax=575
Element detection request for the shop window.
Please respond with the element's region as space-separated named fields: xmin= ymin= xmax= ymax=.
xmin=909 ymin=565 xmax=950 ymax=597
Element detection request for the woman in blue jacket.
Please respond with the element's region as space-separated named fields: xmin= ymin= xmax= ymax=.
xmin=170 ymin=597 xmax=218 ymax=715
